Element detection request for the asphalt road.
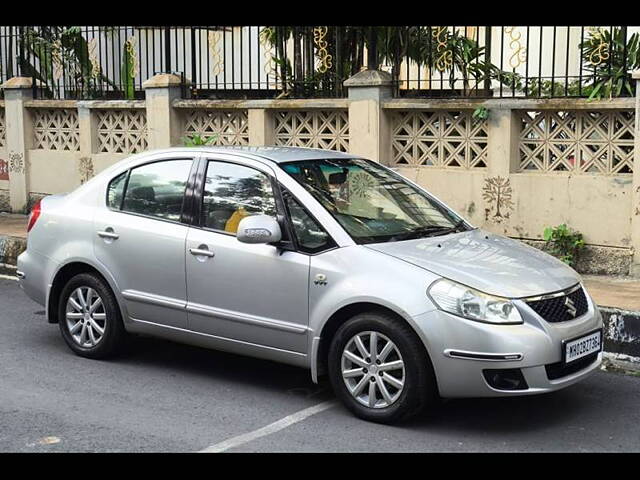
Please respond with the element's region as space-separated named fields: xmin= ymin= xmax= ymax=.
xmin=1 ymin=276 xmax=639 ymax=453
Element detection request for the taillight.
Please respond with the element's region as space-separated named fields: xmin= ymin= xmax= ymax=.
xmin=27 ymin=199 xmax=42 ymax=233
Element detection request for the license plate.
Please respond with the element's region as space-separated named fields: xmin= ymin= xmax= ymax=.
xmin=563 ymin=330 xmax=602 ymax=364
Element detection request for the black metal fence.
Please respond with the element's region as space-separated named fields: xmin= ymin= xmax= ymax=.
xmin=389 ymin=26 xmax=638 ymax=100
xmin=1 ymin=26 xmax=637 ymax=100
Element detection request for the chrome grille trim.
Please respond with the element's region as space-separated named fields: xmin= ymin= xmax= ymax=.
xmin=517 ymin=283 xmax=582 ymax=302
xmin=522 ymin=284 xmax=589 ymax=323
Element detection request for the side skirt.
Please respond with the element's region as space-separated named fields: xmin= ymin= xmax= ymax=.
xmin=126 ymin=317 xmax=310 ymax=370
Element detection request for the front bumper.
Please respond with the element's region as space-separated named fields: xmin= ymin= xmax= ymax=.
xmin=412 ymin=291 xmax=603 ymax=398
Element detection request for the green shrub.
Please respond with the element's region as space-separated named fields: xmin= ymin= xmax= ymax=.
xmin=542 ymin=224 xmax=585 ymax=267
xmin=472 ymin=106 xmax=489 ymax=122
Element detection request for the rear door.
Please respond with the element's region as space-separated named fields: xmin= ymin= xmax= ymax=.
xmin=94 ymin=154 xmax=196 ymax=328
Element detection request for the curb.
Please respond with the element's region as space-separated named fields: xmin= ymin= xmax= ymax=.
xmin=600 ymin=306 xmax=640 ymax=359
xmin=0 ymin=234 xmax=27 ymax=268
xmin=0 ymin=263 xmax=18 ymax=277
xmin=601 ymin=352 xmax=640 ymax=375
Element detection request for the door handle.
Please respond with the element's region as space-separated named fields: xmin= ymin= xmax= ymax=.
xmin=189 ymin=247 xmax=215 ymax=258
xmin=97 ymin=230 xmax=119 ymax=240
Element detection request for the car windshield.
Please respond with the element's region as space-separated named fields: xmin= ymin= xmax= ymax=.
xmin=280 ymin=158 xmax=470 ymax=244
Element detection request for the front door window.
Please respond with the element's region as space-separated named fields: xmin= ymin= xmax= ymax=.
xmin=202 ymin=161 xmax=276 ymax=234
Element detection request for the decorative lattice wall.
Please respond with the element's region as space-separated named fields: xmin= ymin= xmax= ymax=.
xmin=0 ymin=109 xmax=5 ymax=148
xmin=390 ymin=110 xmax=488 ymax=168
xmin=518 ymin=110 xmax=635 ymax=174
xmin=274 ymin=110 xmax=349 ymax=152
xmin=182 ymin=110 xmax=249 ymax=145
xmin=32 ymin=108 xmax=80 ymax=151
xmin=96 ymin=109 xmax=148 ymax=154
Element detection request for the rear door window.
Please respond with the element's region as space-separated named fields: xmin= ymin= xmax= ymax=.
xmin=119 ymin=159 xmax=193 ymax=222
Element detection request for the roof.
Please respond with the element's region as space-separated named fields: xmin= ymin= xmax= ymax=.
xmin=156 ymin=146 xmax=361 ymax=164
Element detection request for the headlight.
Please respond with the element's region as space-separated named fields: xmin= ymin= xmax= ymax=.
xmin=428 ymin=278 xmax=523 ymax=325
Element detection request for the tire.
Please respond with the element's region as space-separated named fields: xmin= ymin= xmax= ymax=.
xmin=58 ymin=272 xmax=125 ymax=359
xmin=328 ymin=311 xmax=437 ymax=424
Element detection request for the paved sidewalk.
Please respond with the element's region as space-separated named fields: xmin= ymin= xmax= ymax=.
xmin=0 ymin=213 xmax=27 ymax=239
xmin=583 ymin=275 xmax=640 ymax=311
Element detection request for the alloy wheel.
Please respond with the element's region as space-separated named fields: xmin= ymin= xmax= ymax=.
xmin=341 ymin=331 xmax=405 ymax=409
xmin=65 ymin=286 xmax=107 ymax=348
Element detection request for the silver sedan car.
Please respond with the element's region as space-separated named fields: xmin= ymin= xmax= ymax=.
xmin=17 ymin=146 xmax=603 ymax=423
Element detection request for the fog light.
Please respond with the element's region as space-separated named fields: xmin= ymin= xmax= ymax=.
xmin=482 ymin=368 xmax=528 ymax=391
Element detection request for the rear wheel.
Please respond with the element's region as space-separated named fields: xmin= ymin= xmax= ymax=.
xmin=58 ymin=273 xmax=125 ymax=359
xmin=328 ymin=311 xmax=437 ymax=424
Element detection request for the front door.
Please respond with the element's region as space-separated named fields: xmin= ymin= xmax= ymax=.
xmin=185 ymin=158 xmax=310 ymax=353
xmin=94 ymin=156 xmax=195 ymax=329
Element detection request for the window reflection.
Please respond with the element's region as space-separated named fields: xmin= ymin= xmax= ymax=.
xmin=284 ymin=192 xmax=333 ymax=253
xmin=107 ymin=171 xmax=127 ymax=210
xmin=121 ymin=159 xmax=192 ymax=221
xmin=282 ymin=158 xmax=464 ymax=244
xmin=202 ymin=161 xmax=276 ymax=234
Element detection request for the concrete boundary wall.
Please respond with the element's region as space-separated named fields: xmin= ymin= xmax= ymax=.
xmin=385 ymin=95 xmax=638 ymax=275
xmin=2 ymin=71 xmax=640 ymax=275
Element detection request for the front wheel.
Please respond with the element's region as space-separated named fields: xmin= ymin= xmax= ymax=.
xmin=328 ymin=311 xmax=438 ymax=424
xmin=58 ymin=272 xmax=125 ymax=359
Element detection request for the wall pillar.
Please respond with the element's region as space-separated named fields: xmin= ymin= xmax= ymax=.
xmin=486 ymin=108 xmax=520 ymax=177
xmin=344 ymin=70 xmax=392 ymax=164
xmin=248 ymin=109 xmax=275 ymax=146
xmin=77 ymin=102 xmax=99 ymax=157
xmin=1 ymin=77 xmax=33 ymax=213
xmin=631 ymin=70 xmax=640 ymax=276
xmin=142 ymin=73 xmax=186 ymax=149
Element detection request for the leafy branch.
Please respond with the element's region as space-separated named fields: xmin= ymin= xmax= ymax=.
xmin=181 ymin=134 xmax=219 ymax=146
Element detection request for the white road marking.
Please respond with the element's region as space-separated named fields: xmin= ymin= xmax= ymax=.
xmin=0 ymin=274 xmax=18 ymax=281
xmin=199 ymin=400 xmax=337 ymax=453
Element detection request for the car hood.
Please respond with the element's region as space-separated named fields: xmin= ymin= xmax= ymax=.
xmin=365 ymin=229 xmax=580 ymax=298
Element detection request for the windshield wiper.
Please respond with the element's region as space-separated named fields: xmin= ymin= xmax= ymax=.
xmin=389 ymin=220 xmax=467 ymax=242
xmin=425 ymin=219 xmax=468 ymax=237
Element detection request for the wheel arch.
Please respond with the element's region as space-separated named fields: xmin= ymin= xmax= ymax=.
xmin=313 ymin=301 xmax=434 ymax=384
xmin=47 ymin=260 xmax=124 ymax=324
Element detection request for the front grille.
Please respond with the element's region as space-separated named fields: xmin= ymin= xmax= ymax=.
xmin=545 ymin=352 xmax=599 ymax=380
xmin=525 ymin=286 xmax=589 ymax=323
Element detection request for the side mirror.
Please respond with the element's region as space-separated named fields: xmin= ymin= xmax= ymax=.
xmin=236 ymin=214 xmax=282 ymax=244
